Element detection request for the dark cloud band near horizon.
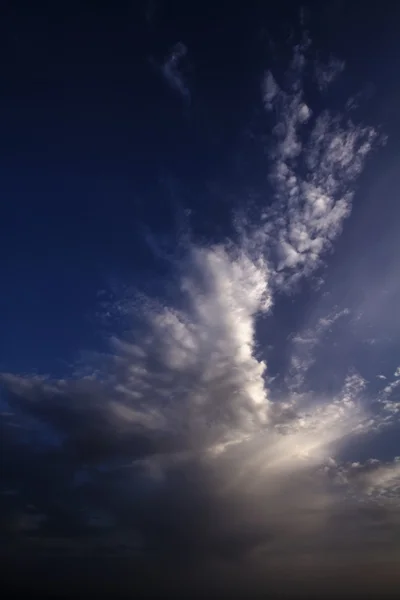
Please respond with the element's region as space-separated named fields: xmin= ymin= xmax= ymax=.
xmin=1 ymin=19 xmax=400 ymax=599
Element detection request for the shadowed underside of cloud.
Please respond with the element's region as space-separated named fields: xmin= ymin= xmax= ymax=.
xmin=1 ymin=37 xmax=398 ymax=598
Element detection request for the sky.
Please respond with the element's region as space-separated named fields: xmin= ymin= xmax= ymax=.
xmin=1 ymin=1 xmax=400 ymax=598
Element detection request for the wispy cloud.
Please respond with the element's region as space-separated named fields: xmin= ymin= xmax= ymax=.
xmin=286 ymin=307 xmax=351 ymax=391
xmin=160 ymin=42 xmax=190 ymax=103
xmin=315 ymin=56 xmax=345 ymax=90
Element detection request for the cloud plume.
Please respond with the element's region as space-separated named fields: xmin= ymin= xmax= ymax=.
xmin=1 ymin=37 xmax=396 ymax=599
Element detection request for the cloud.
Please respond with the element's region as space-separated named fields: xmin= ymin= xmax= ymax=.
xmin=0 ymin=35 xmax=394 ymax=598
xmin=345 ymin=457 xmax=400 ymax=498
xmin=161 ymin=42 xmax=190 ymax=102
xmin=0 ymin=240 xmax=390 ymax=590
xmin=315 ymin=56 xmax=345 ymax=90
xmin=377 ymin=374 xmax=400 ymax=418
xmin=249 ymin=42 xmax=379 ymax=297
xmin=286 ymin=307 xmax=351 ymax=391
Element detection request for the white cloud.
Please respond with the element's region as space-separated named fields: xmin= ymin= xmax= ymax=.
xmin=376 ymin=372 xmax=400 ymax=417
xmin=111 ymin=245 xmax=273 ymax=446
xmin=257 ymin=47 xmax=377 ymax=289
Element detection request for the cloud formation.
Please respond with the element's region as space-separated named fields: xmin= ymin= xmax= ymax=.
xmin=1 ymin=36 xmax=396 ymax=598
